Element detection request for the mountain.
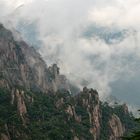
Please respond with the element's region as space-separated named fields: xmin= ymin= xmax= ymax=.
xmin=0 ymin=24 xmax=137 ymax=140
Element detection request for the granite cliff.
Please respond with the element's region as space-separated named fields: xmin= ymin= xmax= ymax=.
xmin=0 ymin=24 xmax=70 ymax=93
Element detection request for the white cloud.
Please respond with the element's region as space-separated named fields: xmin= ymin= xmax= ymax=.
xmin=88 ymin=0 xmax=140 ymax=29
xmin=1 ymin=0 xmax=140 ymax=105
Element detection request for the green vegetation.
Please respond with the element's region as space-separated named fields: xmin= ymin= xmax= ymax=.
xmin=0 ymin=88 xmax=24 ymax=140
xmin=26 ymin=90 xmax=93 ymax=140
xmin=0 ymin=87 xmax=137 ymax=140
xmin=100 ymin=102 xmax=137 ymax=140
xmin=123 ymin=111 xmax=140 ymax=140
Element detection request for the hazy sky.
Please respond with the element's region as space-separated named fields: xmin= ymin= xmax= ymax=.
xmin=0 ymin=0 xmax=140 ymax=112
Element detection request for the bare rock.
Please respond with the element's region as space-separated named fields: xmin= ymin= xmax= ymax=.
xmin=109 ymin=114 xmax=125 ymax=140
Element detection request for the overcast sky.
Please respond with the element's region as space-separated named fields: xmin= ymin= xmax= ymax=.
xmin=0 ymin=0 xmax=140 ymax=113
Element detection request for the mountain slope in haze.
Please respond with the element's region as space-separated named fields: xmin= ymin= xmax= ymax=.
xmin=0 ymin=24 xmax=137 ymax=140
xmin=0 ymin=24 xmax=70 ymax=93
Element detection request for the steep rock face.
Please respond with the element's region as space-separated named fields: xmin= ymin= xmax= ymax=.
xmin=14 ymin=89 xmax=27 ymax=123
xmin=66 ymin=104 xmax=81 ymax=123
xmin=9 ymin=88 xmax=28 ymax=124
xmin=0 ymin=24 xmax=69 ymax=92
xmin=109 ymin=114 xmax=125 ymax=140
xmin=76 ymin=87 xmax=101 ymax=140
xmin=0 ymin=24 xmax=49 ymax=91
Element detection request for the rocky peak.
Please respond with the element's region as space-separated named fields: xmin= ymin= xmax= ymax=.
xmin=15 ymin=89 xmax=27 ymax=122
xmin=48 ymin=64 xmax=70 ymax=92
xmin=122 ymin=104 xmax=129 ymax=114
xmin=77 ymin=87 xmax=99 ymax=107
xmin=109 ymin=114 xmax=125 ymax=140
xmin=48 ymin=64 xmax=60 ymax=79
xmin=74 ymin=87 xmax=101 ymax=140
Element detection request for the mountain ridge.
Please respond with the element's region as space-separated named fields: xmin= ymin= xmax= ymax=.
xmin=0 ymin=23 xmax=137 ymax=140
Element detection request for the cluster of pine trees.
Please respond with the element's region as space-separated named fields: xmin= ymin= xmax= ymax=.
xmin=123 ymin=111 xmax=140 ymax=140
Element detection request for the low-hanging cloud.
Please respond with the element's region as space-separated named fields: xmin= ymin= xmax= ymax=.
xmin=0 ymin=0 xmax=140 ymax=105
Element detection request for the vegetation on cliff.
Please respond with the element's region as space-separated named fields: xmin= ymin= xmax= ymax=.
xmin=0 ymin=87 xmax=137 ymax=140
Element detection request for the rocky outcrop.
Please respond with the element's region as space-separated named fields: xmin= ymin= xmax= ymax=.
xmin=9 ymin=89 xmax=28 ymax=124
xmin=66 ymin=105 xmax=81 ymax=123
xmin=75 ymin=87 xmax=101 ymax=140
xmin=122 ymin=104 xmax=129 ymax=115
xmin=109 ymin=114 xmax=125 ymax=140
xmin=15 ymin=89 xmax=27 ymax=122
xmin=48 ymin=64 xmax=70 ymax=92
